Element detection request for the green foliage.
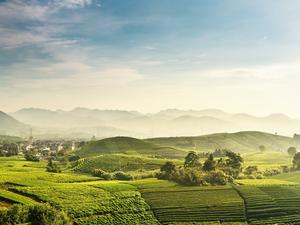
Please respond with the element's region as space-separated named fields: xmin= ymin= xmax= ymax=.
xmin=114 ymin=171 xmax=133 ymax=180
xmin=68 ymin=155 xmax=80 ymax=162
xmin=0 ymin=204 xmax=71 ymax=225
xmin=184 ymin=151 xmax=200 ymax=168
xmin=161 ymin=161 xmax=176 ymax=174
xmin=28 ymin=204 xmax=72 ymax=225
xmin=202 ymin=154 xmax=216 ymax=171
xmin=24 ymin=151 xmax=40 ymax=162
xmin=243 ymin=166 xmax=258 ymax=175
xmin=46 ymin=158 xmax=61 ymax=173
xmin=93 ymin=169 xmax=112 ymax=180
xmin=0 ymin=204 xmax=28 ymax=225
xmin=158 ymin=151 xmax=240 ymax=186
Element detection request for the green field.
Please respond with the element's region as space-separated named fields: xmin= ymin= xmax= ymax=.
xmin=1 ymin=130 xmax=300 ymax=225
xmin=2 ymin=156 xmax=300 ymax=224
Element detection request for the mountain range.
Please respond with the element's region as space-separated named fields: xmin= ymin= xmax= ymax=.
xmin=1 ymin=107 xmax=300 ymax=138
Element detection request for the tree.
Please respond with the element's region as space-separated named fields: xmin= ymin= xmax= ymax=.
xmin=259 ymin=145 xmax=266 ymax=153
xmin=24 ymin=151 xmax=40 ymax=162
xmin=293 ymin=152 xmax=300 ymax=170
xmin=161 ymin=161 xmax=176 ymax=174
xmin=46 ymin=158 xmax=61 ymax=173
xmin=184 ymin=151 xmax=200 ymax=168
xmin=225 ymin=151 xmax=243 ymax=178
xmin=226 ymin=151 xmax=243 ymax=169
xmin=288 ymin=147 xmax=297 ymax=156
xmin=203 ymin=154 xmax=216 ymax=171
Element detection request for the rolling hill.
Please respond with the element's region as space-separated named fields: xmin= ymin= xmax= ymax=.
xmin=74 ymin=136 xmax=186 ymax=159
xmin=0 ymin=111 xmax=28 ymax=136
xmin=146 ymin=131 xmax=299 ymax=153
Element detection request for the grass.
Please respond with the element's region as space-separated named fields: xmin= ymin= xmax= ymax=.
xmin=271 ymin=171 xmax=300 ymax=184
xmin=243 ymin=151 xmax=292 ymax=169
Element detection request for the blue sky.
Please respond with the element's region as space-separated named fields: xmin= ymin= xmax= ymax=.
xmin=1 ymin=0 xmax=300 ymax=115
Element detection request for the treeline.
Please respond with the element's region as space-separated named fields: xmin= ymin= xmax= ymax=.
xmin=92 ymin=169 xmax=134 ymax=181
xmin=0 ymin=203 xmax=71 ymax=225
xmin=158 ymin=151 xmax=243 ymax=186
xmin=0 ymin=143 xmax=18 ymax=157
xmin=198 ymin=149 xmax=229 ymax=158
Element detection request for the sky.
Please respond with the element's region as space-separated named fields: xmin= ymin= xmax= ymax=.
xmin=1 ymin=0 xmax=300 ymax=116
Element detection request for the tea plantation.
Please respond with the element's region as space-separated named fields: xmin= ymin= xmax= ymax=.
xmin=2 ymin=157 xmax=300 ymax=224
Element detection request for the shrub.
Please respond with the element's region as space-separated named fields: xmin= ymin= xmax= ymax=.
xmin=204 ymin=170 xmax=233 ymax=185
xmin=93 ymin=169 xmax=112 ymax=180
xmin=68 ymin=155 xmax=80 ymax=162
xmin=0 ymin=205 xmax=29 ymax=225
xmin=0 ymin=204 xmax=71 ymax=225
xmin=256 ymin=174 xmax=264 ymax=179
xmin=247 ymin=175 xmax=256 ymax=179
xmin=24 ymin=151 xmax=40 ymax=162
xmin=29 ymin=204 xmax=72 ymax=225
xmin=244 ymin=166 xmax=258 ymax=175
xmin=46 ymin=159 xmax=61 ymax=173
xmin=114 ymin=171 xmax=133 ymax=181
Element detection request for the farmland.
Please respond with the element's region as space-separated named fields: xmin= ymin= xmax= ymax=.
xmin=1 ymin=156 xmax=300 ymax=224
xmin=1 ymin=131 xmax=300 ymax=224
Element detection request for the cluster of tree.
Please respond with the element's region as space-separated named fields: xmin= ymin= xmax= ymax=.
xmin=241 ymin=165 xmax=282 ymax=179
xmin=24 ymin=150 xmax=40 ymax=162
xmin=0 ymin=203 xmax=71 ymax=225
xmin=158 ymin=150 xmax=243 ymax=186
xmin=46 ymin=158 xmax=61 ymax=173
xmin=198 ymin=149 xmax=230 ymax=158
xmin=0 ymin=143 xmax=18 ymax=157
xmin=93 ymin=169 xmax=133 ymax=181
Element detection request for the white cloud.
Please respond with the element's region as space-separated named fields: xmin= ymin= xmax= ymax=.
xmin=0 ymin=27 xmax=50 ymax=48
xmin=0 ymin=0 xmax=51 ymax=22
xmin=52 ymin=0 xmax=94 ymax=9
xmin=0 ymin=0 xmax=91 ymax=49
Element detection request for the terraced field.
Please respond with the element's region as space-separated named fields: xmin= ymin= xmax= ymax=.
xmin=235 ymin=185 xmax=300 ymax=225
xmin=134 ymin=180 xmax=246 ymax=224
xmin=3 ymin=157 xmax=300 ymax=224
xmin=12 ymin=182 xmax=158 ymax=224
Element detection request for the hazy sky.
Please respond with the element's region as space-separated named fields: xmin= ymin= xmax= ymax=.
xmin=1 ymin=0 xmax=300 ymax=116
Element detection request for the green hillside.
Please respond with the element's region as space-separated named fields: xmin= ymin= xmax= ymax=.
xmin=73 ymin=154 xmax=178 ymax=173
xmin=146 ymin=131 xmax=297 ymax=153
xmin=75 ymin=136 xmax=185 ymax=159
